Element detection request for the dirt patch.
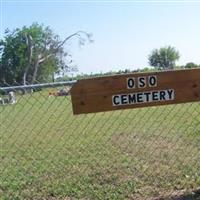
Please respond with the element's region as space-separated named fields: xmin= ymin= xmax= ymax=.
xmin=150 ymin=188 xmax=200 ymax=200
xmin=110 ymin=132 xmax=200 ymax=198
xmin=129 ymin=188 xmax=200 ymax=200
xmin=111 ymin=132 xmax=200 ymax=167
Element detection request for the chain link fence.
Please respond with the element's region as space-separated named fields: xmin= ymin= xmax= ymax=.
xmin=0 ymin=81 xmax=200 ymax=200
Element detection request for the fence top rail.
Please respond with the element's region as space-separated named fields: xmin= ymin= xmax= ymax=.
xmin=0 ymin=80 xmax=77 ymax=92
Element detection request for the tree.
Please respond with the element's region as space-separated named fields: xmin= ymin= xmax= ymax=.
xmin=148 ymin=46 xmax=180 ymax=70
xmin=184 ymin=62 xmax=199 ymax=69
xmin=0 ymin=23 xmax=92 ymax=86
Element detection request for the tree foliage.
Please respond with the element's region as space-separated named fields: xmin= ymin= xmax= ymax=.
xmin=148 ymin=46 xmax=180 ymax=70
xmin=0 ymin=23 xmax=92 ymax=86
xmin=184 ymin=62 xmax=199 ymax=69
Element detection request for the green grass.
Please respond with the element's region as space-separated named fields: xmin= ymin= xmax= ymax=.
xmin=0 ymin=90 xmax=200 ymax=200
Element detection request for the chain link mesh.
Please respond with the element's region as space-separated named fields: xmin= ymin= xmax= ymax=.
xmin=0 ymin=82 xmax=200 ymax=200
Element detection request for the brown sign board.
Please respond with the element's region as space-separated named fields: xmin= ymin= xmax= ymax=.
xmin=71 ymin=68 xmax=200 ymax=115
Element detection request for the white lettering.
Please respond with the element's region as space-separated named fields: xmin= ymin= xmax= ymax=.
xmin=112 ymin=89 xmax=175 ymax=106
xmin=138 ymin=77 xmax=146 ymax=88
xmin=127 ymin=77 xmax=136 ymax=89
xmin=127 ymin=75 xmax=157 ymax=89
xmin=148 ymin=75 xmax=157 ymax=87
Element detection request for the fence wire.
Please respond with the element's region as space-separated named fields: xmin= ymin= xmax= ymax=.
xmin=0 ymin=81 xmax=200 ymax=200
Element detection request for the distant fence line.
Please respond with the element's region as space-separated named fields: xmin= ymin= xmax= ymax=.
xmin=0 ymin=80 xmax=76 ymax=93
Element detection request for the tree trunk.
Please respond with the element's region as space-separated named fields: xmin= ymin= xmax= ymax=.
xmin=31 ymin=60 xmax=40 ymax=84
xmin=23 ymin=70 xmax=28 ymax=85
xmin=52 ymin=73 xmax=55 ymax=82
xmin=27 ymin=31 xmax=90 ymax=84
xmin=23 ymin=34 xmax=33 ymax=85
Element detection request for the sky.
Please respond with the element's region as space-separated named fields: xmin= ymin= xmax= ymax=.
xmin=0 ymin=0 xmax=200 ymax=74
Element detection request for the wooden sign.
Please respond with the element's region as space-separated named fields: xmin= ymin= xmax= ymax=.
xmin=71 ymin=68 xmax=200 ymax=114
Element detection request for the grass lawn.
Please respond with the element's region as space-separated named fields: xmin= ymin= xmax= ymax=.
xmin=0 ymin=90 xmax=200 ymax=200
